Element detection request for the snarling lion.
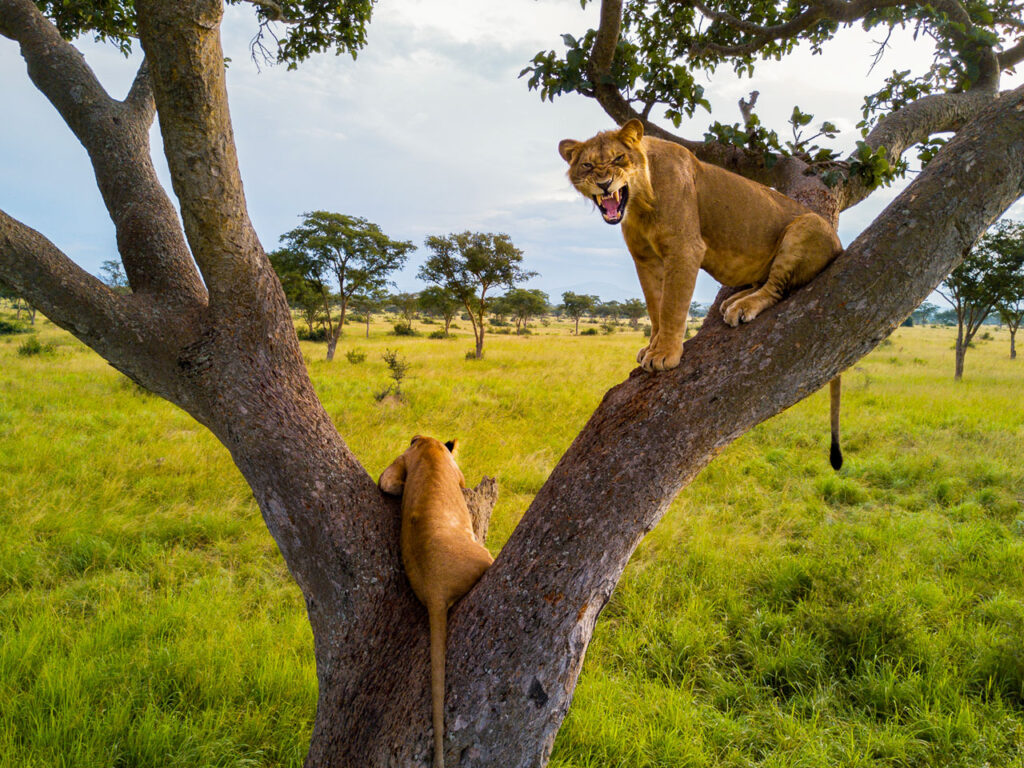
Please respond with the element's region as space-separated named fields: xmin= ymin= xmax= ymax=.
xmin=559 ymin=119 xmax=845 ymax=467
xmin=559 ymin=118 xmax=843 ymax=371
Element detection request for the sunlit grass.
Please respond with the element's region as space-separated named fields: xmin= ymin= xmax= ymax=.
xmin=2 ymin=312 xmax=1022 ymax=766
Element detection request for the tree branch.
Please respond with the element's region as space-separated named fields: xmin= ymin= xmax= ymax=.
xmin=0 ymin=0 xmax=206 ymax=305
xmin=135 ymin=0 xmax=268 ymax=309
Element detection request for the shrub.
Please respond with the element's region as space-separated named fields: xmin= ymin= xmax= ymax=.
xmin=428 ymin=330 xmax=447 ymax=339
xmin=600 ymin=322 xmax=617 ymax=335
xmin=297 ymin=327 xmax=327 ymax=342
xmin=642 ymin=324 xmax=652 ymax=337
xmin=392 ymin=322 xmax=417 ymax=336
xmin=348 ymin=314 xmax=366 ymax=324
xmin=345 ymin=348 xmax=367 ymax=364
xmin=465 ymin=350 xmax=482 ymax=360
xmin=18 ymin=337 xmax=56 ymax=357
xmin=0 ymin=319 xmax=30 ymax=335
xmin=580 ymin=328 xmax=599 ymax=336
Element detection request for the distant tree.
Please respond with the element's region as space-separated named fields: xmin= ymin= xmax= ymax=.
xmin=621 ymin=298 xmax=647 ymax=329
xmin=279 ymin=212 xmax=415 ymax=360
xmin=0 ymin=281 xmax=35 ymax=324
xmin=351 ymin=289 xmax=385 ymax=339
xmin=990 ymin=222 xmax=1024 ymax=358
xmin=500 ymin=288 xmax=550 ymax=333
xmin=937 ymin=221 xmax=1024 ymax=379
xmin=417 ymin=286 xmax=461 ymax=336
xmin=419 ymin=232 xmax=536 ymax=359
xmin=390 ymin=291 xmax=419 ymax=329
xmin=269 ymin=246 xmax=327 ymax=336
xmin=98 ymin=259 xmax=129 ymax=291
xmin=912 ymin=301 xmax=944 ymax=326
xmin=688 ymin=302 xmax=709 ymax=319
xmin=597 ymin=299 xmax=621 ymax=321
xmin=562 ymin=292 xmax=598 ymax=335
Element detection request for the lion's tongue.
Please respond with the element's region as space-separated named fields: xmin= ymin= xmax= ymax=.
xmin=599 ymin=195 xmax=618 ymax=216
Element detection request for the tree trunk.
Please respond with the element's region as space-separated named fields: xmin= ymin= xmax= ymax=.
xmin=1011 ymin=327 xmax=1017 ymax=359
xmin=954 ymin=317 xmax=966 ymax=380
xmin=326 ymin=331 xmax=339 ymax=361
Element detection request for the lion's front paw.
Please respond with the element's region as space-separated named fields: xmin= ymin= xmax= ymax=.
xmin=722 ymin=296 xmax=765 ymax=327
xmin=636 ymin=345 xmax=649 ymax=364
xmin=640 ymin=345 xmax=682 ymax=372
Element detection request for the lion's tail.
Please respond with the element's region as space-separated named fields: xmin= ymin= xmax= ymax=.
xmin=829 ymin=376 xmax=843 ymax=470
xmin=428 ymin=602 xmax=448 ymax=768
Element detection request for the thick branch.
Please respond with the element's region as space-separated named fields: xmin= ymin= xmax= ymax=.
xmin=135 ymin=0 xmax=267 ymax=308
xmin=0 ymin=0 xmax=205 ymax=304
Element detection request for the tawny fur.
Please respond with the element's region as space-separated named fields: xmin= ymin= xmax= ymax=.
xmin=559 ymin=119 xmax=843 ymax=373
xmin=379 ymin=436 xmax=493 ymax=768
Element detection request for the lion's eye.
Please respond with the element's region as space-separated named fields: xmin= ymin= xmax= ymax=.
xmin=614 ymin=154 xmax=625 ymax=164
xmin=581 ymin=162 xmax=593 ymax=170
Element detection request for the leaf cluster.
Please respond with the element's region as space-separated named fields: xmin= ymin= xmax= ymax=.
xmin=32 ymin=0 xmax=376 ymax=67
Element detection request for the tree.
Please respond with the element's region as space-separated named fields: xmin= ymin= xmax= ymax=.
xmin=418 ymin=285 xmax=461 ymax=336
xmin=98 ymin=259 xmax=129 ymax=292
xmin=419 ymin=232 xmax=536 ymax=359
xmin=499 ymin=288 xmax=550 ymax=333
xmin=2 ymin=2 xmax=1024 ymax=767
xmin=990 ymin=223 xmax=1024 ymax=358
xmin=937 ymin=220 xmax=1024 ymax=378
xmin=912 ymin=300 xmax=945 ymax=326
xmin=0 ymin=280 xmax=35 ymax=323
xmin=269 ymin=246 xmax=328 ymax=336
xmin=278 ymin=211 xmax=415 ymax=360
xmin=351 ymin=288 xmax=385 ymax=339
xmin=390 ymin=290 xmax=420 ymax=330
xmin=561 ymin=291 xmax=598 ymax=334
xmin=621 ymin=297 xmax=647 ymax=328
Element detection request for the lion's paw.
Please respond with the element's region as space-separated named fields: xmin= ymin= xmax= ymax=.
xmin=722 ymin=298 xmax=763 ymax=327
xmin=640 ymin=346 xmax=682 ymax=372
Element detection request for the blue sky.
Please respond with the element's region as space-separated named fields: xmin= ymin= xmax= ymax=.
xmin=2 ymin=0 xmax=1021 ymax=305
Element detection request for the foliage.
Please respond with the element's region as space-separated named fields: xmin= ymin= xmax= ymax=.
xmin=493 ymin=288 xmax=550 ymax=333
xmin=0 ymin=318 xmax=30 ymax=335
xmin=561 ymin=292 xmax=598 ymax=335
xmin=418 ymin=231 xmax=536 ymax=358
xmin=33 ymin=0 xmax=377 ymax=69
xmin=17 ymin=337 xmax=56 ymax=356
xmin=938 ymin=219 xmax=1024 ymax=377
xmin=345 ymin=348 xmax=366 ymax=364
xmin=98 ymin=259 xmax=128 ymax=290
xmin=392 ymin=322 xmax=417 ymax=337
xmin=417 ymin=286 xmax=461 ymax=333
xmin=521 ymin=0 xmax=1023 ymax=185
xmin=375 ymin=348 xmax=410 ymax=401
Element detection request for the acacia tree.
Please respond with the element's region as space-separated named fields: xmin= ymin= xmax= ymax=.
xmin=562 ymin=291 xmax=599 ymax=334
xmin=279 ymin=212 xmax=415 ymax=360
xmin=2 ymin=2 xmax=1024 ymax=768
xmin=419 ymin=232 xmax=535 ymax=359
xmin=269 ymin=246 xmax=328 ymax=337
xmin=990 ymin=222 xmax=1024 ymax=358
xmin=498 ymin=287 xmax=550 ymax=333
xmin=621 ymin=297 xmax=647 ymax=328
xmin=937 ymin=220 xmax=1024 ymax=378
xmin=418 ymin=285 xmax=461 ymax=336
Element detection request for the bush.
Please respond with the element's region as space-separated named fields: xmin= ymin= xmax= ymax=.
xmin=465 ymin=350 xmax=482 ymax=360
xmin=392 ymin=322 xmax=418 ymax=336
xmin=642 ymin=324 xmax=652 ymax=337
xmin=18 ymin=337 xmax=56 ymax=357
xmin=600 ymin=322 xmax=617 ymax=335
xmin=345 ymin=348 xmax=367 ymax=364
xmin=420 ymin=317 xmax=436 ymax=325
xmin=580 ymin=328 xmax=599 ymax=336
xmin=0 ymin=318 xmax=30 ymax=335
xmin=348 ymin=314 xmax=367 ymax=325
xmin=489 ymin=317 xmax=510 ymax=327
xmin=517 ymin=327 xmax=532 ymax=335
xmin=428 ymin=330 xmax=448 ymax=339
xmin=297 ymin=326 xmax=327 ymax=342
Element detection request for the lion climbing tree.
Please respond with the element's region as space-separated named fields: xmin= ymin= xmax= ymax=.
xmin=1 ymin=1 xmax=1024 ymax=766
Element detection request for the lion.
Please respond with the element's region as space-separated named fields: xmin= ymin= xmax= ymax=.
xmin=379 ymin=436 xmax=494 ymax=768
xmin=559 ymin=118 xmax=845 ymax=468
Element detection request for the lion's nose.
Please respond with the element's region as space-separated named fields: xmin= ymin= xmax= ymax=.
xmin=596 ymin=179 xmax=612 ymax=193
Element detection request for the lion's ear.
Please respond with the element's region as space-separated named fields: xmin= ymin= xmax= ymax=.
xmin=618 ymin=119 xmax=644 ymax=147
xmin=445 ymin=439 xmax=458 ymax=455
xmin=378 ymin=455 xmax=407 ymax=496
xmin=558 ymin=139 xmax=581 ymax=164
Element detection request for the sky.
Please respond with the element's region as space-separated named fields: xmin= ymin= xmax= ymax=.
xmin=2 ymin=0 xmax=1022 ymax=305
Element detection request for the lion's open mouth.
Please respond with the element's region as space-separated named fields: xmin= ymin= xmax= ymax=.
xmin=593 ymin=185 xmax=628 ymax=225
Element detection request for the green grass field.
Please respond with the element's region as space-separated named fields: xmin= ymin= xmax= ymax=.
xmin=1 ymin=311 xmax=1022 ymax=767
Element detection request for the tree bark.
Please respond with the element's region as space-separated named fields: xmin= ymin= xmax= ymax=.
xmin=4 ymin=4 xmax=1024 ymax=768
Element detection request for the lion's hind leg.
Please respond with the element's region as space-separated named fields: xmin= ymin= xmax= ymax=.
xmin=722 ymin=213 xmax=840 ymax=327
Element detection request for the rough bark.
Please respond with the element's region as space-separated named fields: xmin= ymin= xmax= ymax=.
xmin=3 ymin=3 xmax=1024 ymax=768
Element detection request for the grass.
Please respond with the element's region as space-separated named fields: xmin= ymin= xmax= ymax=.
xmin=1 ymin=311 xmax=1022 ymax=766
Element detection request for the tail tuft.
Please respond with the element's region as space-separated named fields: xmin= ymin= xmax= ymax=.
xmin=830 ymin=439 xmax=843 ymax=471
